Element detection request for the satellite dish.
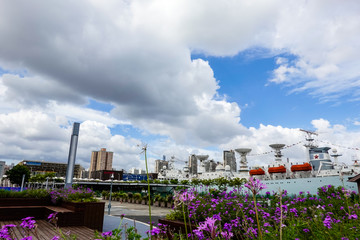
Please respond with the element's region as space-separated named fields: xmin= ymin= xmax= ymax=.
xmin=235 ymin=148 xmax=252 ymax=155
xmin=269 ymin=144 xmax=285 ymax=150
xmin=235 ymin=148 xmax=252 ymax=164
xmin=269 ymin=144 xmax=285 ymax=161
xmin=196 ymin=155 xmax=209 ymax=161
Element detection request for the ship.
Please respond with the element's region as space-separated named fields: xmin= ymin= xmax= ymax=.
xmin=158 ymin=130 xmax=360 ymax=195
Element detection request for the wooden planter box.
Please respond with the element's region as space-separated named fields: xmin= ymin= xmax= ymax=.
xmin=61 ymin=201 xmax=105 ymax=231
xmin=0 ymin=198 xmax=104 ymax=232
xmin=0 ymin=198 xmax=51 ymax=221
xmin=0 ymin=198 xmax=50 ymax=206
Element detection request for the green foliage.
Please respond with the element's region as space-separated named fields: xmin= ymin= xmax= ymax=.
xmin=122 ymin=193 xmax=129 ymax=199
xmin=5 ymin=165 xmax=30 ymax=186
xmin=200 ymin=178 xmax=213 ymax=186
xmin=165 ymin=194 xmax=174 ymax=203
xmin=166 ymin=211 xmax=184 ymax=221
xmin=133 ymin=192 xmax=142 ymax=200
xmin=0 ymin=189 xmax=50 ymax=199
xmin=170 ymin=179 xmax=179 ymax=184
xmin=213 ymin=177 xmax=229 ymax=191
xmin=162 ymin=180 xmax=169 ymax=184
xmin=190 ymin=178 xmax=200 ymax=186
xmin=29 ymin=172 xmax=56 ymax=183
xmin=180 ymin=180 xmax=189 ymax=185
xmin=154 ymin=194 xmax=162 ymax=201
xmin=127 ymin=192 xmax=133 ymax=199
xmin=153 ymin=179 xmax=161 ymax=184
xmin=101 ymin=190 xmax=109 ymax=198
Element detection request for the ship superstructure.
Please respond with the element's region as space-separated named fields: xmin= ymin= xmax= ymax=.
xmin=157 ymin=131 xmax=360 ymax=194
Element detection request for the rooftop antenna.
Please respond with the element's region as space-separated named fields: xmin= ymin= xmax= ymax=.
xmin=269 ymin=144 xmax=285 ymax=162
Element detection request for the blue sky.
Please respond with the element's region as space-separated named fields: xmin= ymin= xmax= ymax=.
xmin=206 ymin=53 xmax=360 ymax=130
xmin=0 ymin=0 xmax=360 ymax=171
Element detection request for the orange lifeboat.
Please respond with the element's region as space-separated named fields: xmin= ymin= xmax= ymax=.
xmin=291 ymin=163 xmax=312 ymax=172
xmin=249 ymin=168 xmax=265 ymax=175
xmin=268 ymin=165 xmax=287 ymax=174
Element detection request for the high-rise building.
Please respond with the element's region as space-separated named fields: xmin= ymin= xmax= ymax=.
xmin=188 ymin=154 xmax=197 ymax=175
xmin=0 ymin=161 xmax=5 ymax=179
xmin=89 ymin=148 xmax=113 ymax=176
xmin=223 ymin=150 xmax=236 ymax=172
xmin=155 ymin=160 xmax=169 ymax=173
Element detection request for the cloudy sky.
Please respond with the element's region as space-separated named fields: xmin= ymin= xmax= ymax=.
xmin=1 ymin=0 xmax=360 ymax=172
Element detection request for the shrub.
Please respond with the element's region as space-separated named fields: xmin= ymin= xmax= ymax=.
xmin=133 ymin=193 xmax=142 ymax=200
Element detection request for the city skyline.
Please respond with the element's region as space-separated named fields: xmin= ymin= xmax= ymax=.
xmin=0 ymin=1 xmax=360 ymax=171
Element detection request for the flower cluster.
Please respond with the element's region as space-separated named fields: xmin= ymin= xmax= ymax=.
xmin=49 ymin=187 xmax=96 ymax=204
xmin=161 ymin=181 xmax=360 ymax=240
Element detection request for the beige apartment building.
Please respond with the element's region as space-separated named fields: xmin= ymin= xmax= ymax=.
xmin=89 ymin=148 xmax=113 ymax=176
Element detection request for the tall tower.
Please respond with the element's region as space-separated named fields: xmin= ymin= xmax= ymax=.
xmin=65 ymin=122 xmax=80 ymax=189
xmin=89 ymin=148 xmax=113 ymax=175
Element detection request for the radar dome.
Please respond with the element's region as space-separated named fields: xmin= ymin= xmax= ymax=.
xmin=216 ymin=165 xmax=225 ymax=172
xmin=224 ymin=165 xmax=231 ymax=171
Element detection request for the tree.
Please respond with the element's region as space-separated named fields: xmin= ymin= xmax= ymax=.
xmin=5 ymin=165 xmax=30 ymax=186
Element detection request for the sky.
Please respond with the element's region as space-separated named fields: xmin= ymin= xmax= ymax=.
xmin=0 ymin=0 xmax=360 ymax=172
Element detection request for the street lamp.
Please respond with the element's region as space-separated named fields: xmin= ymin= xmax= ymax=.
xmin=107 ymin=173 xmax=114 ymax=215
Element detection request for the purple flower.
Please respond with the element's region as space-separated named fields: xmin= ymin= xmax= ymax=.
xmin=20 ymin=217 xmax=36 ymax=229
xmin=303 ymin=228 xmax=310 ymax=233
xmin=51 ymin=236 xmax=60 ymax=240
xmin=3 ymin=224 xmax=16 ymax=228
xmin=101 ymin=231 xmax=112 ymax=237
xmin=179 ymin=191 xmax=196 ymax=203
xmin=244 ymin=177 xmax=267 ymax=195
xmin=220 ymin=231 xmax=233 ymax=240
xmin=48 ymin=212 xmax=58 ymax=219
xmin=196 ymin=217 xmax=218 ymax=239
xmin=323 ymin=215 xmax=333 ymax=229
xmin=148 ymin=227 xmax=161 ymax=236
xmin=348 ymin=214 xmax=358 ymax=219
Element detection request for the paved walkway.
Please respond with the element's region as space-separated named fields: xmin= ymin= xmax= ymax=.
xmin=101 ymin=200 xmax=172 ymax=225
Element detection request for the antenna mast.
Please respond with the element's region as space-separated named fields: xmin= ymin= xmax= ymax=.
xmin=300 ymin=129 xmax=318 ymax=148
xmin=300 ymin=129 xmax=318 ymax=162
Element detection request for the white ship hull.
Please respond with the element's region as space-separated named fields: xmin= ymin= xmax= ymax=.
xmin=255 ymin=175 xmax=358 ymax=195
